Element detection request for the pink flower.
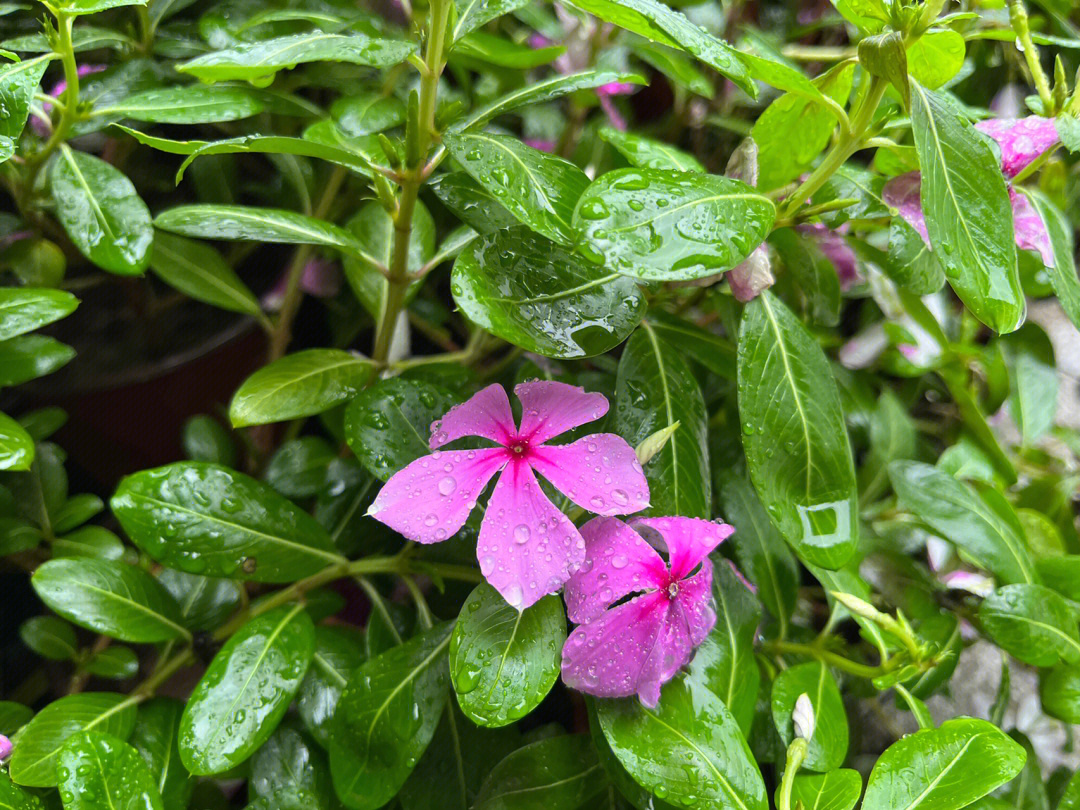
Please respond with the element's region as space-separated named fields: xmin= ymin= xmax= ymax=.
xmin=524 ymin=138 xmax=556 ymax=153
xmin=727 ymin=245 xmax=773 ymax=302
xmin=797 ymin=223 xmax=862 ymax=290
xmin=596 ymin=82 xmax=637 ymax=96
xmin=528 ymin=33 xmax=552 ymax=49
xmin=263 ymin=257 xmax=342 ymax=310
xmin=0 ymin=734 xmax=11 ymax=761
xmin=560 ymin=515 xmax=733 ymax=707
xmin=368 ymin=382 xmax=650 ymax=609
xmin=975 ymin=115 xmax=1060 ymax=178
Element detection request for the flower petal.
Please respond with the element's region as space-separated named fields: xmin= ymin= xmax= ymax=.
xmin=514 ymin=381 xmax=608 ymax=444
xmin=368 ymin=448 xmax=507 ymax=543
xmin=631 ymin=517 xmax=733 ymax=581
xmin=561 ymin=592 xmax=690 ymax=707
xmin=1011 ymin=187 xmax=1053 ymax=266
xmin=800 ymin=223 xmax=862 ymax=291
xmin=563 ymin=517 xmax=668 ymax=624
xmin=527 ymin=434 xmax=649 ymax=517
xmin=675 ymin=561 xmax=716 ymax=646
xmin=476 ymin=460 xmax=585 ymax=610
xmin=882 ymin=172 xmax=930 ymax=246
xmin=975 ymin=116 xmax=1060 ymax=178
xmin=430 ymin=383 xmax=516 ymax=449
xmin=727 ymin=244 xmax=774 ymax=302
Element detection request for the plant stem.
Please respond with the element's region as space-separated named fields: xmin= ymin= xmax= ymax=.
xmin=762 ymin=639 xmax=886 ymax=679
xmin=1009 ymin=0 xmax=1054 ymax=113
xmin=778 ymin=738 xmax=807 ymax=810
xmin=26 ymin=13 xmax=79 ymax=170
xmin=372 ymin=0 xmax=451 ymax=363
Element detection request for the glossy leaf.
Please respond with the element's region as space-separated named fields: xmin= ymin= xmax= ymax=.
xmin=615 ymin=325 xmax=710 ymax=518
xmin=332 ymin=92 xmax=406 ymax=135
xmin=0 ymin=773 xmax=41 ymax=809
xmin=50 ymin=146 xmax=153 ymax=276
xmin=0 ymin=55 xmax=50 ymax=162
xmin=230 ymin=349 xmax=375 ymax=427
xmin=19 ymin=615 xmax=77 ymax=661
xmin=451 ymin=0 xmax=528 ymax=40
xmin=130 ymin=699 xmax=193 ymax=810
xmin=155 ymin=205 xmax=363 ymax=254
xmin=738 ymin=292 xmax=858 ymax=569
xmin=452 ymin=226 xmax=646 ymax=359
xmin=8 ymin=693 xmax=137 ymax=788
xmin=0 ymin=335 xmax=76 ymax=387
xmin=861 ymin=718 xmax=1026 ymax=810
xmin=177 ymin=33 xmax=416 ymax=84
xmin=599 ymin=126 xmax=704 ymax=171
xmin=298 ymin=625 xmax=366 ymax=747
xmin=769 ymin=227 xmax=841 ymax=327
xmin=149 ymin=232 xmax=261 ymax=317
xmin=574 ymin=168 xmax=775 ymax=281
xmin=0 ymin=412 xmax=33 ymax=471
xmin=643 ymin=310 xmax=736 ymax=380
xmin=599 ymin=673 xmax=767 ymax=810
xmin=978 ymin=584 xmax=1080 ymax=667
xmin=0 ymin=702 xmax=33 ymax=737
xmin=111 ymin=462 xmax=343 ymax=582
xmin=1040 ymin=665 xmax=1080 ymax=723
xmin=787 ymin=769 xmax=862 ymax=810
xmin=1028 ymin=190 xmax=1080 ymax=331
xmin=330 ymin=622 xmax=452 ymax=810
xmin=907 ymin=29 xmax=965 ymax=89
xmin=249 ymin=722 xmax=332 ymax=808
xmin=158 ymin=569 xmax=243 ymax=632
xmin=57 ymin=730 xmax=164 ymax=810
xmin=97 ymin=85 xmax=264 ymax=123
xmin=473 ymin=735 xmax=606 ymax=810
xmin=450 ymin=583 xmax=565 ymax=727
xmin=910 ymin=81 xmax=1023 ymax=334
xmin=430 ymin=172 xmax=521 ymax=234
xmin=771 ymin=662 xmax=849 ymax=772
xmin=32 ymin=558 xmax=188 ymax=643
xmin=889 ymin=461 xmax=1036 ymax=585
xmin=443 ymin=131 xmax=588 ymax=245
xmin=180 ymin=604 xmax=315 ymax=775
xmin=1002 ymin=322 xmax=1058 ymax=443
xmin=175 ymin=134 xmax=379 ymax=181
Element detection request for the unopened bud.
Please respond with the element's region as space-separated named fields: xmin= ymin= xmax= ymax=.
xmin=793 ymin=693 xmax=815 ymax=740
xmin=635 ymin=422 xmax=679 ymax=466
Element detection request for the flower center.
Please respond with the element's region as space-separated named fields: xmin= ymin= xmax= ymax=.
xmin=509 ymin=440 xmax=529 ymax=456
xmin=667 ymin=581 xmax=679 ymax=600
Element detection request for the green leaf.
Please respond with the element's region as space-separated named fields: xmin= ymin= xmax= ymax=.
xmin=771 ymin=662 xmax=849 ymax=771
xmin=443 ymin=131 xmax=588 ymax=245
xmin=978 ymin=584 xmax=1080 ymax=667
xmin=1037 ymin=555 xmax=1080 ymax=601
xmin=599 ymin=126 xmax=704 ymax=172
xmin=907 ymin=29 xmax=964 ymax=89
xmin=0 ymin=287 xmax=78 ymax=342
xmin=55 ymin=0 xmax=145 ymax=14
xmin=130 ymin=698 xmax=194 ymax=810
xmin=889 ymin=461 xmax=1036 ymax=585
xmin=111 ymin=461 xmax=344 ymax=582
xmin=787 ymin=770 xmax=862 ymax=810
xmin=0 ymin=773 xmax=42 ymax=809
xmin=158 ymin=568 xmax=243 ymax=632
xmin=738 ymin=292 xmax=858 ymax=569
xmin=1026 ymin=190 xmax=1080 ymax=332
xmin=685 ymin=556 xmax=762 ymax=735
xmin=0 ymin=702 xmax=33 ymax=737
xmin=57 ymin=730 xmax=163 ymax=810
xmin=615 ymin=325 xmax=710 ymax=518
xmin=3 ymin=27 xmax=134 ymax=54
xmin=182 ymin=415 xmax=237 ymax=467
xmin=559 ymin=0 xmax=755 ymax=96
xmin=451 ymin=69 xmax=647 ymax=133
xmin=154 ymin=205 xmax=364 ymax=255
xmin=298 ymin=625 xmax=366 ymax=748
xmin=174 ymin=134 xmax=379 ymax=182
xmin=630 ymin=40 xmax=712 ymax=96
xmin=177 ymin=33 xmax=416 ymax=85
xmin=249 ymin=722 xmax=333 ymax=808
xmin=341 ymin=199 xmax=433 ymax=320
xmin=0 ymin=411 xmax=33 ymax=471
xmin=330 ymin=622 xmax=452 ymax=810
xmin=53 ymin=526 xmax=124 ymax=560
xmin=180 ymin=603 xmax=315 ymax=775
xmin=861 ymin=717 xmax=1026 ymax=810
xmin=717 ymin=471 xmax=798 ymax=638
xmin=450 ymin=583 xmax=565 ymax=728
xmin=598 ymin=673 xmax=767 ymax=810
xmin=859 ymin=390 xmax=917 ymax=502
xmin=19 ymin=615 xmax=77 ymax=660
xmin=642 ymin=310 xmax=736 ymax=379
xmin=1041 ymin=665 xmax=1080 ymax=723
xmin=50 ymin=146 xmax=152 ymax=276
xmin=97 ymin=85 xmax=264 ymax=123
xmin=451 ymin=0 xmax=528 ymax=41
xmin=473 ymin=735 xmax=606 ymax=810
xmin=264 ymin=437 xmax=336 ymax=499
xmin=768 ymin=227 xmax=841 ymax=327
xmin=230 ymin=349 xmax=375 ymax=427
xmin=1002 ymin=322 xmax=1058 ymax=443
xmin=454 ymin=32 xmax=564 ymax=68
xmin=149 ymin=232 xmax=261 ymax=317
xmin=32 ymin=558 xmax=189 ymax=643
xmin=82 ymin=646 xmax=136 ymax=679
xmin=830 ymin=0 xmax=889 ymax=31
xmin=0 ymin=55 xmax=50 ymax=162
xmin=452 ymin=226 xmax=645 ymax=359
xmin=909 ymin=81 xmax=1024 ymax=334
xmin=8 ymin=693 xmax=137 ymax=788
xmin=812 ymin=164 xmax=891 ymax=227
xmin=332 ymin=92 xmax=406 ymax=136
xmin=431 ymin=172 xmax=521 ymax=234
xmin=344 ymin=377 xmax=457 ymax=481
xmin=574 ymin=168 xmax=775 ymax=281
xmin=752 ymin=64 xmax=854 ymax=191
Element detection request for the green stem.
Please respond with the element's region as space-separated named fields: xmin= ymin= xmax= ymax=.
xmin=136 ymin=4 xmax=153 ymax=54
xmin=762 ymin=640 xmax=886 ymax=680
xmin=26 ymin=13 xmax=79 ymax=169
xmin=372 ymin=0 xmax=451 ymax=363
xmin=778 ymin=738 xmax=808 ymax=810
xmin=135 ymin=647 xmax=196 ymax=698
xmin=1010 ymin=0 xmax=1054 ymax=113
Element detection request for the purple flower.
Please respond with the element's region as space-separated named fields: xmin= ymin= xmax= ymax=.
xmin=560 ymin=515 xmax=733 ymax=707
xmin=595 ymin=82 xmax=637 ymax=96
xmin=0 ymin=734 xmax=11 ymax=761
xmin=975 ymin=115 xmax=1060 ymax=178
xmin=368 ymin=382 xmax=650 ymax=609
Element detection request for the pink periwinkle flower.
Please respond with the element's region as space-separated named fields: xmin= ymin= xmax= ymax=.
xmin=0 ymin=734 xmax=11 ymax=761
xmin=367 ymin=382 xmax=650 ymax=610
xmin=561 ymin=515 xmax=733 ymax=707
xmin=975 ymin=115 xmax=1060 ymax=179
xmin=596 ymin=82 xmax=637 ymax=97
xmin=727 ymin=245 xmax=774 ymax=302
xmin=524 ymin=138 xmax=556 ymax=153
xmin=263 ymin=257 xmax=342 ymax=310
xmin=797 ymin=223 xmax=863 ymax=290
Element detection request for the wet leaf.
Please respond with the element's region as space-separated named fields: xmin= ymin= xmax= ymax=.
xmin=57 ymin=730 xmax=163 ymax=810
xmin=786 ymin=769 xmax=862 ymax=810
xmin=97 ymin=85 xmax=264 ymax=123
xmin=771 ymin=662 xmax=849 ymax=772
xmin=149 ymin=232 xmax=261 ymax=316
xmin=979 ymin=584 xmax=1080 ymax=667
xmin=129 ymin=700 xmax=192 ymax=810
xmin=0 ymin=55 xmax=50 ymax=162
xmin=474 ymin=735 xmax=606 ymax=810
xmin=249 ymin=722 xmax=333 ymax=808
xmin=599 ymin=126 xmax=704 ymax=171
xmin=298 ymin=625 xmax=366 ymax=748
xmin=0 ymin=412 xmax=33 ymax=471
xmin=19 ymin=615 xmax=78 ymax=661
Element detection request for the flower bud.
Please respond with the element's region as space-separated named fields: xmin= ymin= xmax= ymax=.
xmin=793 ymin=693 xmax=815 ymax=740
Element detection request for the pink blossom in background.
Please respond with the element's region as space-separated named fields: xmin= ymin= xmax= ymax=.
xmin=561 ymin=515 xmax=734 ymax=707
xmin=0 ymin=734 xmax=11 ymax=761
xmin=528 ymin=33 xmax=552 ymax=49
xmin=524 ymin=139 xmax=556 ymax=152
xmin=262 ymin=257 xmax=341 ymax=311
xmin=975 ymin=116 xmax=1060 ymax=178
xmin=798 ymin=223 xmax=862 ymax=290
xmin=727 ymin=245 xmax=773 ymax=302
xmin=940 ymin=569 xmax=995 ymax=598
xmin=368 ymin=382 xmax=649 ymax=609
xmin=989 ymin=84 xmax=1025 ymax=120
xmin=595 ymin=82 xmax=637 ymax=96
xmin=32 ymin=64 xmax=106 ymax=136
xmin=1010 ymin=187 xmax=1053 ymax=265
xmin=882 ymin=172 xmax=929 ymax=243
